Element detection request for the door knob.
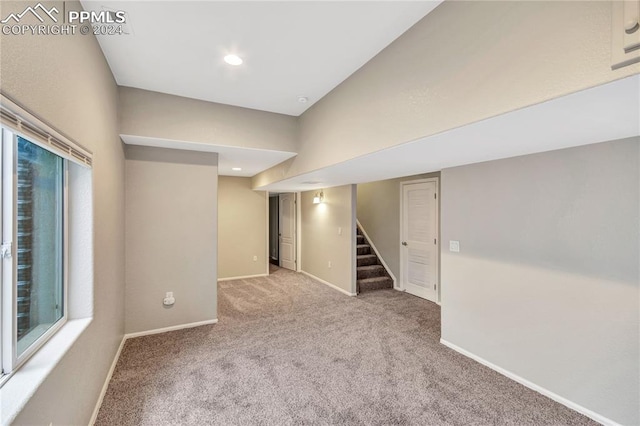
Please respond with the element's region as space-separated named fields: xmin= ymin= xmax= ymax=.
xmin=401 ymin=241 xmax=408 ymax=246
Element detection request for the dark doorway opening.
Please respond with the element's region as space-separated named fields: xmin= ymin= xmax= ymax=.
xmin=269 ymin=194 xmax=279 ymax=266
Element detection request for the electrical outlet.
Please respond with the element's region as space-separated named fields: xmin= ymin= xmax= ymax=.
xmin=449 ymin=241 xmax=460 ymax=253
xmin=163 ymin=292 xmax=175 ymax=306
xmin=338 ymin=227 xmax=342 ymax=235
xmin=328 ymin=261 xmax=332 ymax=268
xmin=253 ymin=255 xmax=257 ymax=261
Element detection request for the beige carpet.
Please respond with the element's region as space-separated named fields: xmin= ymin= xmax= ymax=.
xmin=95 ymin=268 xmax=595 ymax=425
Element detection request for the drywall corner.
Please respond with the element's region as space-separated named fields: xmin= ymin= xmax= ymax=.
xmin=124 ymin=146 xmax=218 ymax=334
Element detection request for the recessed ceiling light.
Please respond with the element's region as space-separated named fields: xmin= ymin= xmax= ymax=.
xmin=232 ymin=167 xmax=242 ymax=171
xmin=298 ymin=96 xmax=308 ymax=103
xmin=224 ymin=54 xmax=243 ymax=66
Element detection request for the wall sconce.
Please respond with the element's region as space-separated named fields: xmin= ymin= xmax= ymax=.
xmin=313 ymin=190 xmax=324 ymax=204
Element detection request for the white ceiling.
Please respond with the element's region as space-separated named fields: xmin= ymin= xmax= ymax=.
xmin=81 ymin=1 xmax=442 ymax=116
xmin=256 ymin=75 xmax=640 ymax=191
xmin=82 ymin=2 xmax=638 ymax=185
xmin=120 ymin=134 xmax=297 ymax=177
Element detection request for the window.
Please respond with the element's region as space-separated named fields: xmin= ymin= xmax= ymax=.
xmin=0 ymin=98 xmax=92 ymax=389
xmin=1 ymin=129 xmax=68 ymax=379
xmin=0 ymin=99 xmax=93 ymax=421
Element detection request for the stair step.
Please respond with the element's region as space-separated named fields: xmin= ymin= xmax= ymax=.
xmin=356 ymin=244 xmax=371 ymax=255
xmin=357 ymin=254 xmax=378 ymax=267
xmin=357 ymin=264 xmax=386 ymax=279
xmin=358 ymin=276 xmax=393 ymax=292
xmin=357 ymin=235 xmax=365 ymax=244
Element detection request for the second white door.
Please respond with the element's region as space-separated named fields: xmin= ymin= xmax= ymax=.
xmin=400 ymin=179 xmax=438 ymax=302
xmin=279 ymin=193 xmax=296 ymax=271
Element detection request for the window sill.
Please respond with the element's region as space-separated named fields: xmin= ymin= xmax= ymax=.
xmin=0 ymin=318 xmax=92 ymax=425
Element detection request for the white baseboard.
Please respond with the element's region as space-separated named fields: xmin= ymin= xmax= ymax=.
xmin=356 ymin=219 xmax=397 ymax=289
xmin=217 ymin=273 xmax=268 ymax=282
xmin=89 ymin=336 xmax=126 ymax=425
xmin=125 ymin=319 xmax=218 ymax=339
xmin=440 ymin=339 xmax=621 ymax=426
xmin=301 ymin=270 xmax=357 ymax=297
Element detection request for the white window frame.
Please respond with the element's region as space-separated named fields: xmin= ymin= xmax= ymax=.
xmin=0 ymin=126 xmax=69 ymax=385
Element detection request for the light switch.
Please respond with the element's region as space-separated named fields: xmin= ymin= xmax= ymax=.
xmin=338 ymin=227 xmax=342 ymax=235
xmin=449 ymin=241 xmax=460 ymax=253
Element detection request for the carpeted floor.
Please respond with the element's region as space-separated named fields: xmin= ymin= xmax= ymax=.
xmin=95 ymin=267 xmax=595 ymax=425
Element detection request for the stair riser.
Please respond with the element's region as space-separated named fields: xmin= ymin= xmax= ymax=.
xmin=357 ymin=268 xmax=387 ymax=280
xmin=357 ymin=246 xmax=371 ymax=256
xmin=358 ymin=278 xmax=393 ymax=292
xmin=357 ymin=257 xmax=378 ymax=267
xmin=357 ymin=235 xmax=365 ymax=244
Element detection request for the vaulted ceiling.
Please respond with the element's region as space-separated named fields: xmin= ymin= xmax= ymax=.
xmin=80 ymin=1 xmax=638 ymax=186
xmin=82 ymin=1 xmax=442 ymax=116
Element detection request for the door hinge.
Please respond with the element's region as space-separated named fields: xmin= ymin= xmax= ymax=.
xmin=434 ymin=284 xmax=436 ymax=290
xmin=434 ymin=238 xmax=437 ymax=244
xmin=434 ymin=193 xmax=437 ymax=199
xmin=1 ymin=242 xmax=12 ymax=259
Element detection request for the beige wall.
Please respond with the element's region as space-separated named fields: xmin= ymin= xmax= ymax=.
xmin=218 ymin=176 xmax=268 ymax=279
xmin=301 ymin=185 xmax=356 ymax=294
xmin=125 ymin=146 xmax=218 ymax=334
xmin=254 ymin=1 xmax=639 ymax=188
xmin=119 ymin=87 xmax=298 ymax=152
xmin=357 ymin=172 xmax=440 ymax=281
xmin=0 ymin=1 xmax=126 ymax=424
xmin=440 ymin=138 xmax=639 ymax=425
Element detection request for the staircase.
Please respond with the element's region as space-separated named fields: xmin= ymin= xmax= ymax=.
xmin=356 ymin=226 xmax=393 ymax=293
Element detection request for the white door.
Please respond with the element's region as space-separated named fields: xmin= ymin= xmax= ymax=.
xmin=279 ymin=193 xmax=296 ymax=271
xmin=400 ymin=179 xmax=438 ymax=302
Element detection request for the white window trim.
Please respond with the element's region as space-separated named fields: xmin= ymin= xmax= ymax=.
xmin=0 ymin=318 xmax=92 ymax=424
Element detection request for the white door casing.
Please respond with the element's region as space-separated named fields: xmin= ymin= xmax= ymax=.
xmin=400 ymin=179 xmax=439 ymax=302
xmin=279 ymin=193 xmax=296 ymax=271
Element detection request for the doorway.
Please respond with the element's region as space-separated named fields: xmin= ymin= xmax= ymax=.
xmin=268 ymin=194 xmax=279 ymax=266
xmin=278 ymin=193 xmax=297 ymax=271
xmin=400 ymin=178 xmax=439 ymax=303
